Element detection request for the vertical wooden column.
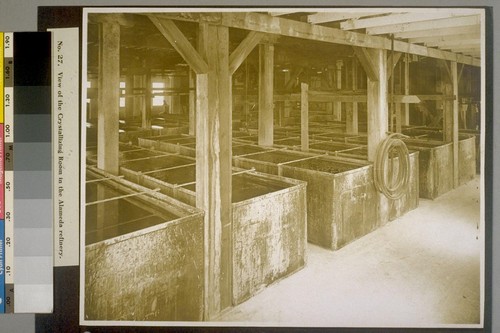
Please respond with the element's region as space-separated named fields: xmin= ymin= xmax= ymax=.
xmin=167 ymin=74 xmax=182 ymax=114
xmin=196 ymin=23 xmax=232 ymax=318
xmin=346 ymin=57 xmax=358 ymax=134
xmin=189 ymin=70 xmax=196 ymax=135
xmin=326 ymin=102 xmax=333 ymax=116
xmin=366 ymin=49 xmax=388 ymax=162
xmin=97 ymin=21 xmax=120 ymax=175
xmin=141 ymin=71 xmax=152 ymax=129
xmin=345 ymin=103 xmax=358 ymax=134
xmin=133 ymin=74 xmax=144 ymax=122
xmin=404 ymin=54 xmax=410 ymax=126
xmin=333 ymin=59 xmax=343 ymax=121
xmin=301 ymin=83 xmax=309 ymax=151
xmin=88 ymin=78 xmax=98 ymax=122
xmin=451 ymin=61 xmax=459 ymax=188
xmin=443 ymin=79 xmax=453 ymax=142
xmin=258 ymin=43 xmax=274 ymax=146
xmin=125 ymin=74 xmax=135 ymax=120
xmin=395 ymin=103 xmax=402 ymax=133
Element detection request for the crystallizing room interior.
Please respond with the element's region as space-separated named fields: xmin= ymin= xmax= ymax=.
xmin=82 ymin=8 xmax=483 ymax=327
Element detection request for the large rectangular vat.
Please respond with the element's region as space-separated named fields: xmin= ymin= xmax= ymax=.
xmin=403 ymin=135 xmax=476 ymax=199
xmin=234 ymin=148 xmax=419 ymax=248
xmin=121 ymin=164 xmax=307 ymax=306
xmin=403 ymin=139 xmax=453 ymax=199
xmin=280 ymin=156 xmax=378 ymax=250
xmin=84 ymin=167 xmax=205 ymax=321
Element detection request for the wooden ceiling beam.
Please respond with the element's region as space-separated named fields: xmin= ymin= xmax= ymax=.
xmin=392 ymin=39 xmax=479 ymax=66
xmin=448 ymin=46 xmax=481 ymax=53
xmin=307 ymin=12 xmax=386 ymax=24
xmin=426 ymin=39 xmax=480 ymax=48
xmin=367 ymin=15 xmax=480 ymax=35
xmin=394 ymin=24 xmax=480 ymax=39
xmin=269 ymin=11 xmax=298 ymax=16
xmin=340 ymin=12 xmax=458 ymax=30
xmin=148 ymin=15 xmax=208 ymax=74
xmin=461 ymin=51 xmax=481 ymax=57
xmin=408 ymin=32 xmax=480 ymax=44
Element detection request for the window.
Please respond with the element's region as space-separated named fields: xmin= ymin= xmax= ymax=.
xmin=152 ymin=82 xmax=165 ymax=106
xmin=120 ymin=81 xmax=126 ymax=107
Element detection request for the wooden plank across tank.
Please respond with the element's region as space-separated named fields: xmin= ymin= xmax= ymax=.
xmin=84 ymin=166 xmax=205 ymax=321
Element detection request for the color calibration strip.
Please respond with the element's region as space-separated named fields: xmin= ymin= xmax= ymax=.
xmin=3 ymin=31 xmax=14 ymax=314
xmin=0 ymin=31 xmax=4 ymax=314
xmin=13 ymin=32 xmax=53 ymax=313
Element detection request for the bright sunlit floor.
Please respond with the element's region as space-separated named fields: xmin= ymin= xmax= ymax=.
xmin=218 ymin=177 xmax=482 ymax=328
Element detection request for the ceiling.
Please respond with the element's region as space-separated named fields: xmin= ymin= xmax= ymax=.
xmin=86 ymin=9 xmax=483 ymax=74
xmin=269 ymin=9 xmax=482 ymax=59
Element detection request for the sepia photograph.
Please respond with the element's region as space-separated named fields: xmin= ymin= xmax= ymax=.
xmin=80 ymin=7 xmax=485 ymax=328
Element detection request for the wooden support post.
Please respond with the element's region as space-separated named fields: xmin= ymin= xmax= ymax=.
xmin=141 ymin=71 xmax=152 ymax=129
xmin=97 ymin=21 xmax=120 ymax=175
xmin=443 ymin=86 xmax=453 ymax=142
xmin=284 ymin=100 xmax=291 ymax=118
xmin=125 ymin=74 xmax=134 ymax=120
xmin=89 ymin=78 xmax=98 ymax=121
xmin=196 ymin=23 xmax=232 ymax=318
xmin=365 ymin=49 xmax=388 ymax=162
xmin=133 ymin=74 xmax=144 ymax=122
xmin=452 ymin=61 xmax=459 ymax=188
xmin=347 ymin=56 xmax=359 ymax=135
xmin=404 ymin=54 xmax=410 ymax=126
xmin=258 ymin=43 xmax=274 ymax=146
xmin=333 ymin=102 xmax=342 ymax=122
xmin=326 ymin=102 xmax=333 ymax=115
xmin=167 ymin=74 xmax=182 ymax=114
xmin=277 ymin=101 xmax=283 ymax=127
xmin=346 ymin=102 xmax=358 ymax=134
xmin=301 ymin=83 xmax=309 ymax=151
xmin=189 ymin=70 xmax=196 ymax=135
xmin=395 ymin=102 xmax=402 ymax=133
xmin=334 ymin=59 xmax=343 ymax=121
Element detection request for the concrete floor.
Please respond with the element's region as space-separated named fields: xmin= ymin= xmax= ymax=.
xmin=218 ymin=177 xmax=482 ymax=328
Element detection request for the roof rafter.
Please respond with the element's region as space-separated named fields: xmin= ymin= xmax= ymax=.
xmin=447 ymin=46 xmax=481 ymax=53
xmin=307 ymin=12 xmax=387 ymax=24
xmin=269 ymin=11 xmax=298 ymax=17
xmin=426 ymin=38 xmax=480 ymax=48
xmin=367 ymin=15 xmax=480 ymax=35
xmin=408 ymin=32 xmax=480 ymax=44
xmin=340 ymin=12 xmax=460 ymax=30
xmin=394 ymin=24 xmax=480 ymax=39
